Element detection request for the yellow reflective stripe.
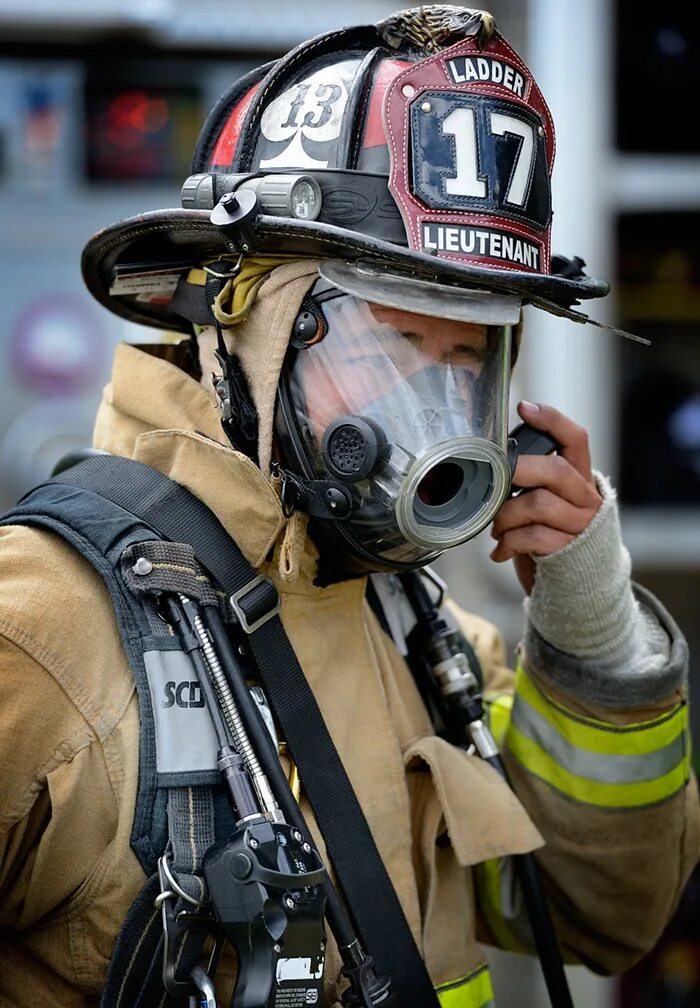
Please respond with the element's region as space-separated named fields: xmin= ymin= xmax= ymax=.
xmin=436 ymin=964 xmax=495 ymax=1008
xmin=506 ymin=665 xmax=690 ymax=807
xmin=514 ymin=663 xmax=687 ymax=756
xmin=186 ymin=267 xmax=207 ymax=286
xmin=507 ymin=722 xmax=688 ymax=806
xmin=484 ymin=691 xmax=513 ymax=750
xmin=474 ymin=857 xmax=529 ymax=955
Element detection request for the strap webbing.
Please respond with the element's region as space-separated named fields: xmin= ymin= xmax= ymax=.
xmin=52 ymin=456 xmax=440 ymax=1008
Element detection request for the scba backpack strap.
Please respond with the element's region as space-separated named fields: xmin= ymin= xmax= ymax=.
xmin=3 ymin=454 xmax=442 ymax=1008
xmin=0 ymin=476 xmax=234 ymax=1008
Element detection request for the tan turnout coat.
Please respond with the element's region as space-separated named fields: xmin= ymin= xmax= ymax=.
xmin=1 ymin=343 xmax=698 ymax=1007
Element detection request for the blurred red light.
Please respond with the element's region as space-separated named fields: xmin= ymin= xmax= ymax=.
xmin=106 ymin=91 xmax=170 ymax=147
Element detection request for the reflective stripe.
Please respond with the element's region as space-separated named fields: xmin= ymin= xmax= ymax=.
xmin=511 ymin=693 xmax=686 ymax=784
xmin=506 ymin=665 xmax=691 ymax=808
xmin=484 ymin=691 xmax=513 ymax=750
xmin=436 ymin=964 xmax=495 ymax=1008
xmin=475 ymin=856 xmax=531 ymax=955
xmin=515 ymin=664 xmax=687 ymax=756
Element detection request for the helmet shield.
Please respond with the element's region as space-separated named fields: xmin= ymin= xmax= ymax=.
xmin=319 ymin=258 xmax=522 ymax=325
xmin=276 ymin=284 xmax=512 ymax=570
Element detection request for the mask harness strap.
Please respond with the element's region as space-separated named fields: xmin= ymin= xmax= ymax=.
xmin=172 ymin=256 xmax=261 ymax=464
xmin=204 ymin=254 xmax=259 ymax=463
xmin=399 ymin=569 xmax=575 ymax=1008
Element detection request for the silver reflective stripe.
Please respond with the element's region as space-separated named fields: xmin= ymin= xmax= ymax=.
xmin=497 ymin=856 xmax=534 ymax=951
xmin=511 ymin=693 xmax=685 ymax=785
xmin=144 ymin=649 xmax=219 ymax=775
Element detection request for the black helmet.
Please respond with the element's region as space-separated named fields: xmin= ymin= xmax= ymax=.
xmin=81 ymin=5 xmax=609 ymax=334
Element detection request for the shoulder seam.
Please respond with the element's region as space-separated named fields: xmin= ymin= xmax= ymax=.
xmin=0 ymin=727 xmax=95 ymax=832
xmin=0 ymin=618 xmax=134 ymax=740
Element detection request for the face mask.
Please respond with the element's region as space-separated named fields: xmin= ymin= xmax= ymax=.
xmin=275 ymin=280 xmax=516 ymax=575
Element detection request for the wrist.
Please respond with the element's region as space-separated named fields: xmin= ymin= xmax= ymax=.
xmin=526 ymin=471 xmax=634 ymax=658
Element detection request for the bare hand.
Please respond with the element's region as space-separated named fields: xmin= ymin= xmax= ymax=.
xmin=490 ymin=401 xmax=603 ymax=595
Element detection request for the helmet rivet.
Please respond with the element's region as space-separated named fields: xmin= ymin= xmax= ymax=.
xmin=402 ymin=84 xmax=416 ymax=98
xmin=421 ymin=101 xmax=432 ymax=113
xmin=132 ymin=557 xmax=153 ymax=576
xmin=538 ymin=125 xmax=545 ymax=137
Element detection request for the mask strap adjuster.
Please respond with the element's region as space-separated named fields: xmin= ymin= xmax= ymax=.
xmin=271 ymin=462 xmax=357 ymax=521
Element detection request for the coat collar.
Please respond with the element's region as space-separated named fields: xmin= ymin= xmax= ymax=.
xmin=93 ymin=343 xmax=288 ymax=569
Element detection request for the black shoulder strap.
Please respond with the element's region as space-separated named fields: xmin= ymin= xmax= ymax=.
xmin=50 ymin=455 xmax=441 ymax=1008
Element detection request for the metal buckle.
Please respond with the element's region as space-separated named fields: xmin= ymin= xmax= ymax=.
xmin=230 ymin=576 xmax=280 ymax=634
xmin=202 ymin=252 xmax=244 ymax=280
xmin=189 ymin=966 xmax=217 ymax=1008
xmin=158 ymin=851 xmax=204 ymax=908
xmin=157 ymin=856 xmax=223 ymax=1000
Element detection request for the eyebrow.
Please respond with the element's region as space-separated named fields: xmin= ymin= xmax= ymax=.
xmin=402 ymin=330 xmax=488 ymax=364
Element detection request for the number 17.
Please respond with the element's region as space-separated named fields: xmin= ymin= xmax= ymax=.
xmin=442 ymin=106 xmax=536 ymax=208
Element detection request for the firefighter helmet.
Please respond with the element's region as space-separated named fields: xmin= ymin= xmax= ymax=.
xmin=81 ymin=6 xmax=608 ymax=333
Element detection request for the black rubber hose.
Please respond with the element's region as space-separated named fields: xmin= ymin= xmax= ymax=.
xmin=488 ymin=753 xmax=574 ymax=1008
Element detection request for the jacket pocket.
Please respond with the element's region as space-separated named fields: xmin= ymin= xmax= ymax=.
xmin=405 ymin=734 xmax=543 ymax=866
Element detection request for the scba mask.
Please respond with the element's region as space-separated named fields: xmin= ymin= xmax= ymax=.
xmin=275 ymin=272 xmax=520 ymax=574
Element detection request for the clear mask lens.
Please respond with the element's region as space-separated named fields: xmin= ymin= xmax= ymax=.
xmin=285 ymin=293 xmax=513 ymax=567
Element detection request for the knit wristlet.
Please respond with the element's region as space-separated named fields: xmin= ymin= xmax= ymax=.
xmin=523 ymin=473 xmax=686 ymax=709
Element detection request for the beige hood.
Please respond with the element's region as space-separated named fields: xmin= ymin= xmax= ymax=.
xmin=197 ymin=259 xmax=320 ymax=476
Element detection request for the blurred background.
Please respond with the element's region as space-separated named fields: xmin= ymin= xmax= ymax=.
xmin=0 ymin=0 xmax=697 ymax=1004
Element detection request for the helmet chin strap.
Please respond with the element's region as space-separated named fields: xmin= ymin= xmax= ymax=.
xmin=212 ymin=321 xmax=260 ymax=463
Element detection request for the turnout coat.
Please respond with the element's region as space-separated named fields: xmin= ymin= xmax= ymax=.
xmin=0 ymin=342 xmax=698 ymax=1007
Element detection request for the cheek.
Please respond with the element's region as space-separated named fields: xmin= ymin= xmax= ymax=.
xmin=297 ymin=354 xmax=423 ymax=444
xmin=298 ymin=368 xmax=348 ymax=442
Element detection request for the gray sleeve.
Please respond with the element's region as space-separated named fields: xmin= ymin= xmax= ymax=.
xmin=523 ymin=471 xmax=688 ymax=709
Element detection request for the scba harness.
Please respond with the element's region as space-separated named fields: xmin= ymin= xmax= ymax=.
xmin=1 ymin=454 xmax=440 ymax=1008
xmin=1 ymin=453 xmax=572 ymax=1008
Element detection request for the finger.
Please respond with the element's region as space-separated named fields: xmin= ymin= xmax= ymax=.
xmin=490 ymin=525 xmax=575 ymax=561
xmin=492 ymin=488 xmax=596 ymax=539
xmin=518 ymin=400 xmax=593 ymax=479
xmin=511 ymin=453 xmax=600 ymax=508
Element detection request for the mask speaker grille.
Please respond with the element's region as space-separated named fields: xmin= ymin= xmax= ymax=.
xmin=322 ymin=415 xmax=386 ymax=482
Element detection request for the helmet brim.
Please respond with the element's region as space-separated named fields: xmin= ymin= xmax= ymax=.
xmin=81 ymin=208 xmax=609 ymax=334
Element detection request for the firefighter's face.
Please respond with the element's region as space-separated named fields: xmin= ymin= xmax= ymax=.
xmin=296 ymin=302 xmax=489 ymax=439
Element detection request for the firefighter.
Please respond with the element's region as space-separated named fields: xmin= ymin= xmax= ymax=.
xmin=1 ymin=7 xmax=698 ymax=1007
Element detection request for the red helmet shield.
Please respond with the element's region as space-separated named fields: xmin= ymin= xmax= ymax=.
xmin=384 ymin=32 xmax=555 ymax=274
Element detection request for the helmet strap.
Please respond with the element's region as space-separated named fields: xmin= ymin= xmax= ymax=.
xmin=213 ymin=320 xmax=260 ymax=463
